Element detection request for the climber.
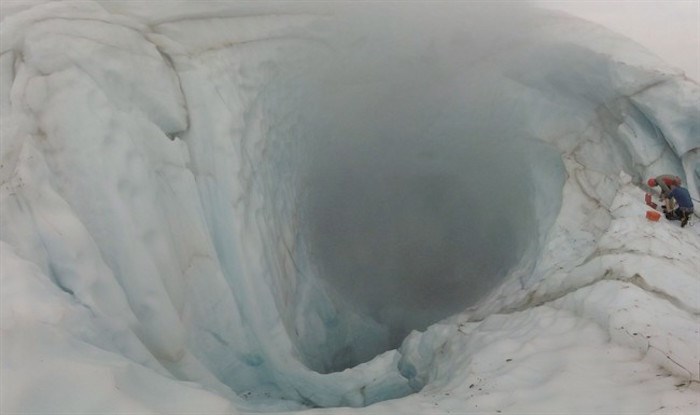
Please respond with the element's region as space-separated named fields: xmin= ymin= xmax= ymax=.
xmin=647 ymin=175 xmax=682 ymax=211
xmin=663 ymin=183 xmax=694 ymax=228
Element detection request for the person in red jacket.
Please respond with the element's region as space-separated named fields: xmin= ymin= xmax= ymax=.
xmin=648 ymin=175 xmax=682 ymax=211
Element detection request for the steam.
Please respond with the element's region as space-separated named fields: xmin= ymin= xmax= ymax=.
xmin=260 ymin=2 xmax=565 ymax=370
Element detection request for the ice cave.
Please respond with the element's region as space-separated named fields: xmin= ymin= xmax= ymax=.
xmin=1 ymin=2 xmax=699 ymax=414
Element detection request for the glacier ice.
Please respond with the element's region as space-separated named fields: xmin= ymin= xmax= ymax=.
xmin=1 ymin=2 xmax=698 ymax=413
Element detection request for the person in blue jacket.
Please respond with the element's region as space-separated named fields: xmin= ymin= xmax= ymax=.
xmin=664 ymin=183 xmax=695 ymax=227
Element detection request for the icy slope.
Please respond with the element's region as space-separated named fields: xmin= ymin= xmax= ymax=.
xmin=1 ymin=2 xmax=699 ymax=413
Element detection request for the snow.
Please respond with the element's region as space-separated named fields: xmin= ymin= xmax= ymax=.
xmin=1 ymin=1 xmax=699 ymax=414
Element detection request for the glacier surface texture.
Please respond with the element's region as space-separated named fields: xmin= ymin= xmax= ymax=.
xmin=1 ymin=2 xmax=699 ymax=414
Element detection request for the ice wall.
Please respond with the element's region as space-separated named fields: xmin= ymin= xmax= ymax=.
xmin=1 ymin=2 xmax=698 ymax=413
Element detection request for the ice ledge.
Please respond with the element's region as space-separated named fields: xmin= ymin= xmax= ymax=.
xmin=1 ymin=1 xmax=187 ymax=135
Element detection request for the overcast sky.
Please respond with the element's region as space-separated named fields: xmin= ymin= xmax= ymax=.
xmin=535 ymin=1 xmax=700 ymax=81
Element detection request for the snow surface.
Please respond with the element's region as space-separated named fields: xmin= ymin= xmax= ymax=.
xmin=1 ymin=1 xmax=699 ymax=414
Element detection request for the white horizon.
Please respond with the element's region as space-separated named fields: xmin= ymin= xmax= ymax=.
xmin=536 ymin=0 xmax=700 ymax=82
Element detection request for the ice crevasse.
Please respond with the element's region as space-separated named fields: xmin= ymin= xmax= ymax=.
xmin=0 ymin=2 xmax=699 ymax=413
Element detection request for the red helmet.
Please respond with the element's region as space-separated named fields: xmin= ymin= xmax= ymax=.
xmin=647 ymin=178 xmax=657 ymax=187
